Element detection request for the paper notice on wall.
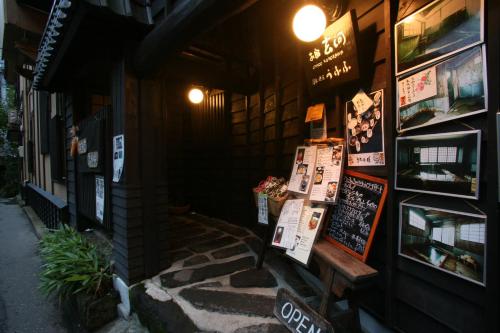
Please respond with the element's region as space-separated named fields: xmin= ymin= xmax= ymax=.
xmin=288 ymin=146 xmax=318 ymax=195
xmin=95 ymin=175 xmax=105 ymax=223
xmin=272 ymin=199 xmax=304 ymax=249
xmin=310 ymin=145 xmax=344 ymax=203
xmin=305 ymin=104 xmax=325 ymax=122
xmin=352 ymin=90 xmax=374 ymax=114
xmin=258 ymin=193 xmax=269 ymax=225
xmin=113 ymin=135 xmax=124 ymax=182
xmin=398 ymin=66 xmax=437 ymax=107
xmin=286 ymin=204 xmax=326 ymax=265
xmin=78 ymin=138 xmax=87 ymax=154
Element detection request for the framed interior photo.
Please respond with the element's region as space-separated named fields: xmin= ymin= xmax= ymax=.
xmin=395 ymin=0 xmax=483 ymax=75
xmin=395 ymin=130 xmax=481 ymax=199
xmin=399 ymin=202 xmax=486 ymax=286
xmin=397 ymin=46 xmax=487 ymax=132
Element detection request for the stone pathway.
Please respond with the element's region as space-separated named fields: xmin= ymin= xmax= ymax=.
xmin=131 ymin=213 xmax=320 ymax=333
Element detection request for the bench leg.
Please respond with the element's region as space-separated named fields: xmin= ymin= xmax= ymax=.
xmin=347 ymin=294 xmax=362 ymax=333
xmin=319 ymin=266 xmax=335 ymax=316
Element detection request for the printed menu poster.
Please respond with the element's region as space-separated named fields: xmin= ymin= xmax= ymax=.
xmin=346 ymin=89 xmax=385 ymax=166
xmin=272 ymin=199 xmax=305 ymax=250
xmin=310 ymin=145 xmax=344 ymax=203
xmin=288 ymin=146 xmax=318 ymax=195
xmin=113 ymin=135 xmax=124 ymax=182
xmin=286 ymin=204 xmax=326 ymax=265
xmin=257 ymin=193 xmax=269 ymax=225
xmin=95 ymin=175 xmax=105 ymax=223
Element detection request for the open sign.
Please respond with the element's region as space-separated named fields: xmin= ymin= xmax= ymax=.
xmin=274 ymin=288 xmax=334 ymax=333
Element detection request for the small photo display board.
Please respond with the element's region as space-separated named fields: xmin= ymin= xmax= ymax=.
xmin=272 ymin=199 xmax=305 ymax=250
xmin=324 ymin=170 xmax=388 ymax=262
xmin=309 ymin=144 xmax=344 ymax=204
xmin=286 ymin=204 xmax=326 ymax=266
xmin=346 ymin=89 xmax=385 ymax=166
xmin=288 ymin=146 xmax=317 ymax=195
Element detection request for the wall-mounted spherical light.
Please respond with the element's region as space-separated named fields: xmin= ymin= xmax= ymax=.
xmin=188 ymin=88 xmax=204 ymax=104
xmin=293 ymin=4 xmax=327 ymax=42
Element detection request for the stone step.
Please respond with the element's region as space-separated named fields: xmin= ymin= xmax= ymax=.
xmin=211 ymin=244 xmax=249 ymax=259
xmin=160 ymin=256 xmax=256 ymax=288
xmin=130 ymin=284 xmax=200 ymax=333
xmin=179 ymin=288 xmax=276 ymax=317
xmin=188 ymin=236 xmax=239 ymax=253
xmin=230 ymin=268 xmax=278 ymax=288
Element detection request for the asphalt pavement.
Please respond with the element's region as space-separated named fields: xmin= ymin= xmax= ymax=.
xmin=0 ymin=197 xmax=67 ymax=333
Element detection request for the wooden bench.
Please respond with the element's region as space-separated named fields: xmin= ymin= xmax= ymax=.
xmin=312 ymin=239 xmax=378 ymax=332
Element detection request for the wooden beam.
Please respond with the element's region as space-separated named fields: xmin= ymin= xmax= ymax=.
xmin=161 ymin=55 xmax=259 ymax=94
xmin=134 ymin=0 xmax=259 ymax=78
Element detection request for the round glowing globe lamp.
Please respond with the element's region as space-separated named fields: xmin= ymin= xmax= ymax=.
xmin=293 ymin=4 xmax=327 ymax=42
xmin=188 ymin=88 xmax=204 ymax=104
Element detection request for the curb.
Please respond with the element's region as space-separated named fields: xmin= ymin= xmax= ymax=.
xmin=22 ymin=205 xmax=49 ymax=239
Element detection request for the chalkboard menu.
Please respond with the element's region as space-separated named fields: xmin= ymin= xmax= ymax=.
xmin=304 ymin=10 xmax=360 ymax=95
xmin=325 ymin=170 xmax=387 ymax=262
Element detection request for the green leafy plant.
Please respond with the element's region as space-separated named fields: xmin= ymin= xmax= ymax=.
xmin=39 ymin=225 xmax=112 ymax=301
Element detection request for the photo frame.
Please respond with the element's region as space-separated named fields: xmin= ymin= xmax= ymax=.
xmin=395 ymin=130 xmax=481 ymax=199
xmin=399 ymin=202 xmax=486 ymax=286
xmin=397 ymin=46 xmax=487 ymax=132
xmin=395 ymin=0 xmax=484 ymax=75
xmin=324 ymin=170 xmax=388 ymax=262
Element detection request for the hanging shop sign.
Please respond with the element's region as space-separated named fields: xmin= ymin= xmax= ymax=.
xmin=346 ymin=89 xmax=385 ymax=166
xmin=286 ymin=204 xmax=327 ymax=266
xmin=325 ymin=170 xmax=387 ymax=262
xmin=95 ymin=175 xmax=105 ymax=223
xmin=304 ymin=10 xmax=360 ymax=95
xmin=113 ymin=135 xmax=124 ymax=182
xmin=274 ymin=288 xmax=334 ymax=333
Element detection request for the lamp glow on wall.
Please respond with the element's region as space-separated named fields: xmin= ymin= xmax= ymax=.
xmin=292 ymin=4 xmax=327 ymax=42
xmin=188 ymin=87 xmax=204 ymax=104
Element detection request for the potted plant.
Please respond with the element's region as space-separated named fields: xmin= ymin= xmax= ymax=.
xmin=39 ymin=225 xmax=118 ymax=331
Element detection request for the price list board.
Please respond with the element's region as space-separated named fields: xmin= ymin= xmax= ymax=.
xmin=324 ymin=170 xmax=387 ymax=262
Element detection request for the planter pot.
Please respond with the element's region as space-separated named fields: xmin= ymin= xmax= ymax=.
xmin=168 ymin=204 xmax=191 ymax=215
xmin=65 ymin=291 xmax=119 ymax=332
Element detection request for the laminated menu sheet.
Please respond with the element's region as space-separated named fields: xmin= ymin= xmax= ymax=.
xmin=309 ymin=144 xmax=344 ymax=204
xmin=286 ymin=204 xmax=326 ymax=265
xmin=272 ymin=199 xmax=305 ymax=250
xmin=288 ymin=146 xmax=317 ymax=195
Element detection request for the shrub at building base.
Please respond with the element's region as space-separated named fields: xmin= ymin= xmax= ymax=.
xmin=39 ymin=225 xmax=118 ymax=331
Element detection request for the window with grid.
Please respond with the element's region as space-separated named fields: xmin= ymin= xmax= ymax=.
xmin=420 ymin=147 xmax=429 ymax=163
xmin=460 ymin=223 xmax=485 ymax=244
xmin=432 ymin=227 xmax=455 ymax=246
xmin=409 ymin=210 xmax=426 ymax=230
xmin=428 ymin=147 xmax=438 ymax=163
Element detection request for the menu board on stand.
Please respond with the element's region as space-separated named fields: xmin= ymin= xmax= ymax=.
xmin=324 ymin=170 xmax=388 ymax=262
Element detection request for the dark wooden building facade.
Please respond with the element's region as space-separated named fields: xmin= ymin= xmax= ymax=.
xmin=31 ymin=0 xmax=498 ymax=332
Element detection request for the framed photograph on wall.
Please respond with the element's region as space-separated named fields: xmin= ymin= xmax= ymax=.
xmin=399 ymin=202 xmax=486 ymax=285
xmin=395 ymin=0 xmax=483 ymax=75
xmin=395 ymin=130 xmax=481 ymax=199
xmin=397 ymin=46 xmax=487 ymax=132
